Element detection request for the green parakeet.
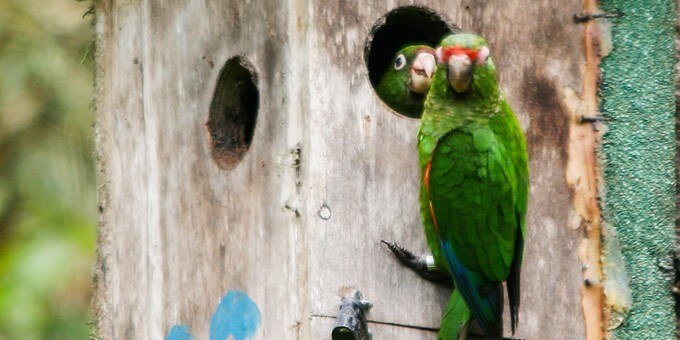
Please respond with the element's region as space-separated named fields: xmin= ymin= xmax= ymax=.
xmin=419 ymin=33 xmax=528 ymax=338
xmin=376 ymin=44 xmax=469 ymax=339
xmin=375 ymin=44 xmax=437 ymax=118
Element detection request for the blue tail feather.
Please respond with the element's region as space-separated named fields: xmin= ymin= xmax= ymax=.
xmin=441 ymin=241 xmax=503 ymax=338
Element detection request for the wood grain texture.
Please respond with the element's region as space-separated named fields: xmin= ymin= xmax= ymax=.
xmin=95 ymin=0 xmax=590 ymax=339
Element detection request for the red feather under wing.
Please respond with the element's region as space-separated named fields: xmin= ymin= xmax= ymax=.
xmin=424 ymin=162 xmax=440 ymax=235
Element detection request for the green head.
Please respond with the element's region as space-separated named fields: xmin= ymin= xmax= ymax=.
xmin=433 ymin=33 xmax=498 ymax=98
xmin=375 ymin=44 xmax=437 ymax=118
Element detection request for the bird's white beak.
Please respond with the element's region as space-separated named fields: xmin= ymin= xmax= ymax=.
xmin=447 ymin=54 xmax=473 ymax=93
xmin=410 ymin=53 xmax=436 ymax=94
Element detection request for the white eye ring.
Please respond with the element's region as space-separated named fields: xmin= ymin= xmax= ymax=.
xmin=477 ymin=46 xmax=490 ymax=65
xmin=394 ymin=54 xmax=406 ymax=70
xmin=435 ymin=47 xmax=443 ymax=63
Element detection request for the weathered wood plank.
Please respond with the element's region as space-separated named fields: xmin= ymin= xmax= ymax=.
xmin=306 ymin=1 xmax=587 ymax=339
xmin=464 ymin=2 xmax=589 ymax=338
xmin=96 ymin=1 xmax=303 ymax=338
xmin=96 ymin=1 xmax=590 ymax=339
xmin=94 ymin=1 xmax=153 ymax=338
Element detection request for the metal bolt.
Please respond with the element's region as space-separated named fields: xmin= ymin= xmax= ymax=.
xmin=573 ymin=11 xmax=622 ymax=23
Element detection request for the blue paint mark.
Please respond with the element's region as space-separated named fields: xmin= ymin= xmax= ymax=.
xmin=166 ymin=324 xmax=194 ymax=340
xmin=210 ymin=290 xmax=261 ymax=340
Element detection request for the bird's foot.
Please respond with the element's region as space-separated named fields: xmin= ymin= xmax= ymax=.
xmin=381 ymin=240 xmax=452 ymax=286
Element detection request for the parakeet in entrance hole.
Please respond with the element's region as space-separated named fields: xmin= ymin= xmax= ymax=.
xmin=375 ymin=44 xmax=436 ymax=118
xmin=375 ymin=42 xmax=450 ymax=288
xmin=418 ymin=33 xmax=528 ymax=338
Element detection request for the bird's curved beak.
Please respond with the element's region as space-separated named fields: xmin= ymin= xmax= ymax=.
xmin=447 ymin=54 xmax=473 ymax=93
xmin=410 ymin=52 xmax=436 ymax=94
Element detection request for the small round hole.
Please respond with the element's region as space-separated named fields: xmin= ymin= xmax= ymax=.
xmin=207 ymin=56 xmax=259 ymax=170
xmin=365 ymin=6 xmax=457 ymax=118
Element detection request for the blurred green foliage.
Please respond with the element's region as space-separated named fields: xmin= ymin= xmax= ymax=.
xmin=0 ymin=0 xmax=95 ymax=338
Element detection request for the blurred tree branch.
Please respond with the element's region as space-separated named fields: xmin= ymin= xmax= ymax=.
xmin=0 ymin=0 xmax=95 ymax=338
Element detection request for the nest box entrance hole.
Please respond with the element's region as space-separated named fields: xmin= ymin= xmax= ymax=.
xmin=365 ymin=6 xmax=457 ymax=118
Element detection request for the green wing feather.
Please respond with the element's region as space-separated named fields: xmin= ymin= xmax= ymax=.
xmin=438 ymin=289 xmax=471 ymax=340
xmin=429 ymin=120 xmax=519 ymax=282
xmin=423 ymin=98 xmax=528 ymax=332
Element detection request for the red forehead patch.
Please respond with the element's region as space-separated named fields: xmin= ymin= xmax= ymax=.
xmin=440 ymin=46 xmax=478 ymax=63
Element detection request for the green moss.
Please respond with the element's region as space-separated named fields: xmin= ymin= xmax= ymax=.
xmin=599 ymin=0 xmax=677 ymax=338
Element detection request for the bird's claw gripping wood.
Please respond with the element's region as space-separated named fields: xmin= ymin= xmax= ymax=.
xmin=381 ymin=240 xmax=453 ymax=286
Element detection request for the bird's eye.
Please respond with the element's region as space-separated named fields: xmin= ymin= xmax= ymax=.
xmin=394 ymin=54 xmax=406 ymax=70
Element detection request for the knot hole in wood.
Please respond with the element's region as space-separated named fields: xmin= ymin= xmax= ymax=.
xmin=207 ymin=55 xmax=259 ymax=170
